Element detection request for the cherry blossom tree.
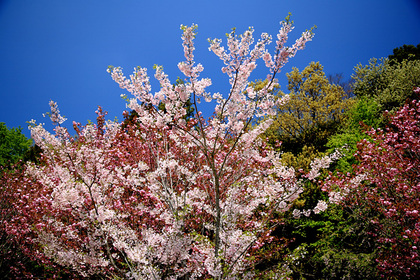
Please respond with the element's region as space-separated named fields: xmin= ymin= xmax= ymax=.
xmin=323 ymin=88 xmax=420 ymax=279
xmin=4 ymin=18 xmax=343 ymax=279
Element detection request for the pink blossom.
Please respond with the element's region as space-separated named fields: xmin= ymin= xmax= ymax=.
xmin=313 ymin=200 xmax=328 ymax=214
xmin=11 ymin=18 xmax=321 ymax=279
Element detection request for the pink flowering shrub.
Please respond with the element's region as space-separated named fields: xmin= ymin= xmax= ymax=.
xmin=0 ymin=166 xmax=81 ymax=278
xmin=323 ymin=89 xmax=420 ymax=279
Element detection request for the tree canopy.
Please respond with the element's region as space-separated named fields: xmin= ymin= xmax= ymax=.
xmin=263 ymin=61 xmax=353 ymax=170
xmin=352 ymin=58 xmax=420 ymax=113
xmin=0 ymin=123 xmax=32 ymax=168
xmin=388 ymin=43 xmax=420 ymax=64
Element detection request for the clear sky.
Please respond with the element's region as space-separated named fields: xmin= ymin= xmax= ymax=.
xmin=1 ymin=0 xmax=419 ymax=138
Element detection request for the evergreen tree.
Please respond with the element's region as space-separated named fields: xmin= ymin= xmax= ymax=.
xmin=388 ymin=43 xmax=420 ymax=64
xmin=0 ymin=123 xmax=33 ymax=168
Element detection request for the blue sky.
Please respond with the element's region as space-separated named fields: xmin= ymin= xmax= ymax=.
xmin=1 ymin=0 xmax=419 ymax=138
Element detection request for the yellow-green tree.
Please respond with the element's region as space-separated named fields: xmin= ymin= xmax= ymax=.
xmin=264 ymin=62 xmax=353 ymax=170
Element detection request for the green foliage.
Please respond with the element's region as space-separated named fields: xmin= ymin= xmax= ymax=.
xmin=388 ymin=43 xmax=420 ymax=64
xmin=352 ymin=58 xmax=420 ymax=112
xmin=326 ymin=96 xmax=381 ymax=173
xmin=346 ymin=96 xmax=381 ymax=129
xmin=276 ymin=204 xmax=378 ymax=279
xmin=0 ymin=123 xmax=33 ymax=168
xmin=313 ymin=204 xmax=378 ymax=280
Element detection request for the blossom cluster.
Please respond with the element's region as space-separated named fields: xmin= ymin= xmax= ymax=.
xmin=4 ymin=19 xmax=322 ymax=279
